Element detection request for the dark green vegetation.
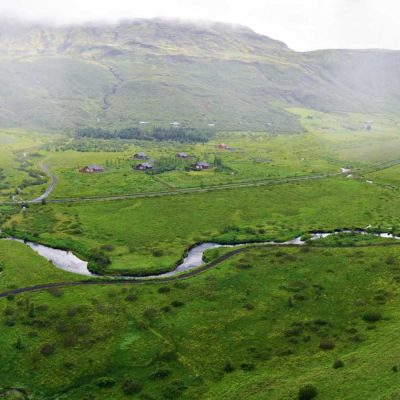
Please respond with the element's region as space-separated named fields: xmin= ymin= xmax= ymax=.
xmin=0 ymin=19 xmax=400 ymax=132
xmin=76 ymin=127 xmax=215 ymax=143
xmin=1 ymin=244 xmax=400 ymax=399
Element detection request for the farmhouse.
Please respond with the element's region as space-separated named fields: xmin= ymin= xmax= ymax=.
xmin=79 ymin=165 xmax=104 ymax=173
xmin=177 ymin=152 xmax=189 ymax=159
xmin=193 ymin=161 xmax=211 ymax=170
xmin=135 ymin=162 xmax=153 ymax=171
xmin=134 ymin=152 xmax=149 ymax=160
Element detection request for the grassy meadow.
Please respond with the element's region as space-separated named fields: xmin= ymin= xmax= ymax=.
xmin=0 ymin=130 xmax=51 ymax=202
xmin=1 ymin=243 xmax=400 ymax=399
xmin=5 ymin=177 xmax=400 ymax=275
xmin=44 ymin=130 xmax=340 ymax=199
xmin=3 ymin=110 xmax=400 ymax=399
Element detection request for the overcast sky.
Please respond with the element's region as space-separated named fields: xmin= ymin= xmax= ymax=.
xmin=0 ymin=0 xmax=398 ymax=51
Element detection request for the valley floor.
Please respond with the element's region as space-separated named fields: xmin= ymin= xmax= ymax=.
xmin=2 ymin=109 xmax=400 ymax=398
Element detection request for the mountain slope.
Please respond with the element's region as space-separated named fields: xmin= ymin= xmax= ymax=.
xmin=0 ymin=18 xmax=399 ymax=132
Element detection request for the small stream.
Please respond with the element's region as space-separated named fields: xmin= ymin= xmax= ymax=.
xmin=5 ymin=230 xmax=400 ymax=279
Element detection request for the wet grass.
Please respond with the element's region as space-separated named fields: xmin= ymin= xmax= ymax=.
xmin=5 ymin=177 xmax=400 ymax=275
xmin=0 ymin=245 xmax=400 ymax=399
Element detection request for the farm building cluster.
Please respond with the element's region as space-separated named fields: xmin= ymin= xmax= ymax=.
xmin=78 ymin=146 xmax=229 ymax=174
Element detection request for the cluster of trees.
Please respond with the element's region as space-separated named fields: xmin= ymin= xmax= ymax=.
xmin=214 ymin=156 xmax=231 ymax=172
xmin=149 ymin=156 xmax=187 ymax=175
xmin=76 ymin=126 xmax=215 ymax=143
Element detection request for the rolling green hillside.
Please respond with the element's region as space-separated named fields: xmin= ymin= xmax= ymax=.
xmin=0 ymin=18 xmax=399 ymax=132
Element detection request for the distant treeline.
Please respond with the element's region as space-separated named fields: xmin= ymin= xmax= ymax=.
xmin=75 ymin=127 xmax=215 ymax=143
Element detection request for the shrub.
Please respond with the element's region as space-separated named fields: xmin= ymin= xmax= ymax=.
xmin=278 ymin=348 xmax=294 ymax=356
xmin=152 ymin=249 xmax=164 ymax=257
xmin=125 ymin=294 xmax=138 ymax=302
xmin=158 ymin=287 xmax=171 ymax=294
xmin=157 ymin=351 xmax=177 ymax=362
xmin=285 ymin=254 xmax=297 ymax=262
xmin=224 ymin=360 xmax=236 ymax=373
xmin=37 ymin=304 xmax=48 ymax=312
xmin=319 ymin=340 xmax=335 ymax=350
xmin=90 ymin=248 xmax=111 ymax=267
xmin=63 ymin=335 xmax=78 ymax=348
xmin=149 ymin=368 xmax=171 ymax=380
xmin=171 ymin=300 xmax=184 ymax=308
xmin=313 ymin=319 xmax=328 ymax=326
xmin=67 ymin=307 xmax=78 ymax=317
xmin=284 ymin=327 xmax=303 ymax=337
xmin=122 ymin=379 xmax=142 ymax=395
xmin=48 ymin=288 xmax=64 ymax=298
xmin=236 ymin=263 xmax=253 ymax=270
xmin=4 ymin=306 xmax=14 ymax=316
xmin=143 ymin=308 xmax=157 ymax=320
xmin=240 ymin=363 xmax=255 ymax=372
xmin=362 ymin=312 xmax=382 ymax=322
xmin=100 ymin=244 xmax=115 ymax=252
xmin=333 ymin=359 xmax=344 ymax=369
xmin=385 ymin=256 xmax=397 ymax=265
xmin=64 ymin=361 xmax=75 ymax=369
xmin=76 ymin=323 xmax=90 ymax=336
xmin=15 ymin=337 xmax=24 ymax=350
xmin=40 ymin=343 xmax=55 ymax=356
xmin=293 ymin=294 xmax=307 ymax=301
xmin=5 ymin=317 xmax=16 ymax=326
xmin=97 ymin=377 xmax=116 ymax=388
xmin=56 ymin=322 xmax=69 ymax=333
xmin=374 ymin=294 xmax=387 ymax=303
xmin=298 ymin=384 xmax=318 ymax=400
xmin=174 ymin=282 xmax=189 ymax=289
xmin=28 ymin=303 xmax=35 ymax=318
xmin=162 ymin=379 xmax=187 ymax=399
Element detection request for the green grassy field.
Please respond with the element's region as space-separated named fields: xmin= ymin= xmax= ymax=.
xmin=44 ymin=130 xmax=340 ymax=199
xmin=5 ymin=177 xmax=400 ymax=275
xmin=0 ymin=130 xmax=51 ymax=202
xmin=1 ymin=243 xmax=400 ymax=399
xmin=3 ymin=110 xmax=400 ymax=399
xmin=1 ymin=109 xmax=397 ymax=205
xmin=20 ymin=109 xmax=398 ymax=202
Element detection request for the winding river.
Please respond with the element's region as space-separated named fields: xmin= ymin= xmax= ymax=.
xmin=5 ymin=229 xmax=400 ymax=280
